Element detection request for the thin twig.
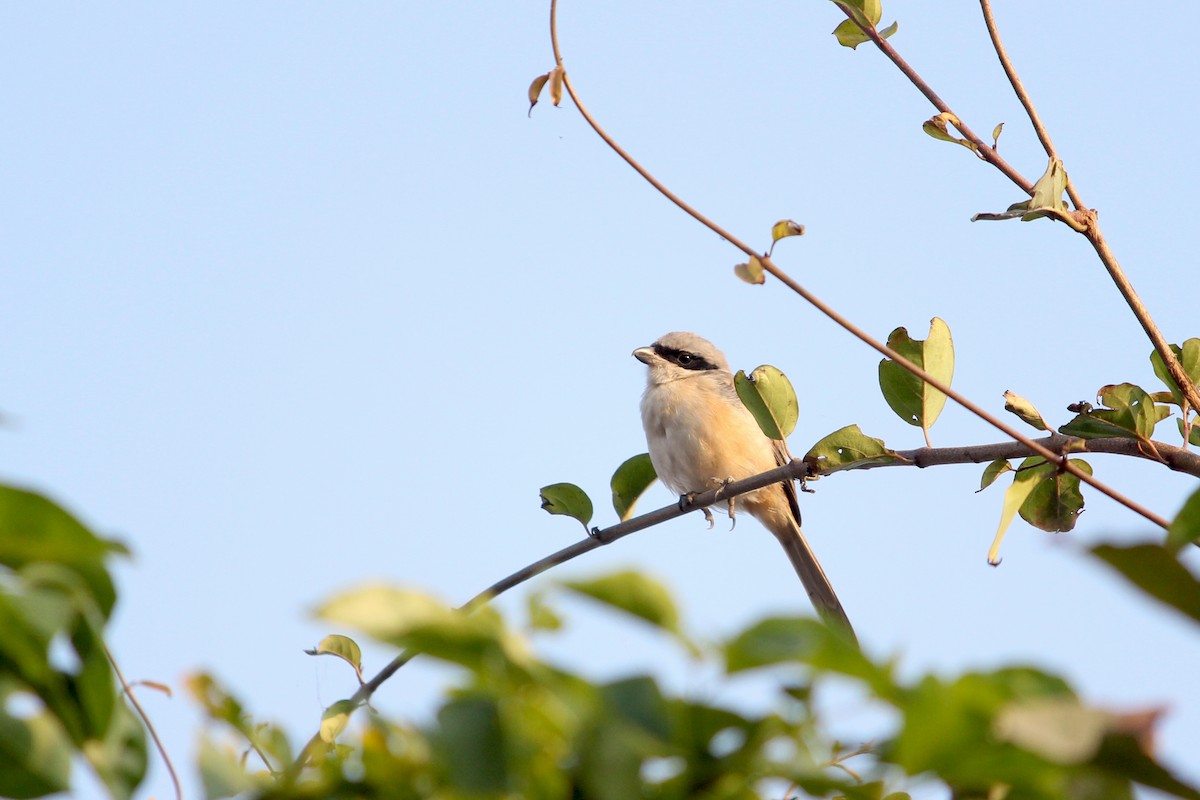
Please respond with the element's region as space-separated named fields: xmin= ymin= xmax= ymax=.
xmin=831 ymin=2 xmax=1032 ymax=194
xmin=977 ymin=0 xmax=1085 ymax=211
xmin=955 ymin=2 xmax=1199 ymax=412
xmin=103 ymin=642 xmax=182 ymax=800
xmin=976 ymin=1 xmax=1200 ymax=413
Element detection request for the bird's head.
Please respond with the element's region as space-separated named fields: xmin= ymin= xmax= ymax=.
xmin=633 ymin=331 xmax=730 ymax=385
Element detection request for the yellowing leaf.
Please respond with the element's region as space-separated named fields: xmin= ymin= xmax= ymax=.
xmin=921 ymin=112 xmax=976 ymax=153
xmin=548 ymin=65 xmax=565 ymax=107
xmin=320 ymin=699 xmax=356 ymax=744
xmin=734 ymin=254 xmax=765 ymax=285
xmin=832 ymin=18 xmax=871 ymax=49
xmin=877 ymin=317 xmax=955 ymax=445
xmin=305 ymin=634 xmax=365 ymax=683
xmin=995 ymin=698 xmax=1115 ymax=763
xmin=978 ymin=459 xmax=1012 ymax=491
xmin=988 ymin=461 xmax=1041 ymax=565
xmin=992 ymin=122 xmax=1005 ymax=148
xmin=771 ymin=219 xmax=805 ymax=242
xmin=1003 ymin=390 xmax=1049 ymax=431
xmin=527 ymin=71 xmax=551 ymax=116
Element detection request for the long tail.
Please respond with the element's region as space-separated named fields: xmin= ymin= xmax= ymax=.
xmin=773 ymin=524 xmax=857 ymax=644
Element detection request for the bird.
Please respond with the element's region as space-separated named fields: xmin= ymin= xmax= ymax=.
xmin=633 ymin=331 xmax=855 ymax=638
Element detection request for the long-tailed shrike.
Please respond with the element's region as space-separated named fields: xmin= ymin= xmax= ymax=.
xmin=634 ymin=331 xmax=853 ymax=636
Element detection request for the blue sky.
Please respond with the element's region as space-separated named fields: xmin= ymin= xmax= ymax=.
xmin=3 ymin=2 xmax=1198 ymax=797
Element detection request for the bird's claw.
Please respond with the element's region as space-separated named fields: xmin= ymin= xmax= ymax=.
xmin=715 ymin=477 xmax=737 ymax=531
xmin=679 ymin=492 xmax=716 ymax=530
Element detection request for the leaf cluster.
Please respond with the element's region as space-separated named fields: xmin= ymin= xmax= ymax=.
xmin=0 ymin=486 xmax=147 ymax=799
xmin=222 ymin=569 xmax=1200 ymax=800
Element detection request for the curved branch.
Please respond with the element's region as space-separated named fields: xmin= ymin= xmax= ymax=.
xmin=977 ymin=0 xmax=1084 ymax=210
xmin=975 ymin=2 xmax=1200 ymax=413
xmin=103 ymin=642 xmax=182 ymax=800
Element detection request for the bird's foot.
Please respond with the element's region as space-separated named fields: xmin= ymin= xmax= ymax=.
xmin=714 ymin=477 xmax=737 ymax=530
xmin=679 ymin=492 xmax=715 ymax=529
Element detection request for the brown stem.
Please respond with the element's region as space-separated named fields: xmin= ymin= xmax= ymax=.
xmin=977 ymin=0 xmax=1085 ymax=211
xmin=103 ymin=642 xmax=182 ymax=800
xmin=832 ymin=2 xmax=1032 ymax=194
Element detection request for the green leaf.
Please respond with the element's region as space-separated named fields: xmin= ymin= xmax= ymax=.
xmin=1167 ymin=486 xmax=1200 ymax=554
xmin=84 ymin=703 xmax=147 ymax=800
xmin=197 ymin=737 xmax=263 ymax=800
xmin=992 ymin=122 xmax=1004 ymax=147
xmin=832 ymin=18 xmax=871 ymax=49
xmin=1178 ymin=417 xmax=1200 ymax=446
xmin=1150 ymin=339 xmax=1200 ymax=407
xmin=1093 ymin=730 xmax=1200 ymax=800
xmin=320 ymin=699 xmax=356 ymax=744
xmin=610 ymin=453 xmax=657 ymax=521
xmin=600 ymin=676 xmax=671 ymax=741
xmin=1058 ymin=383 xmax=1170 ymax=443
xmin=723 ymin=616 xmax=888 ymax=692
xmin=771 ymin=219 xmax=805 ymax=242
xmin=316 ymin=585 xmax=525 ymax=672
xmin=1018 ymin=458 xmax=1090 ymax=533
xmin=0 ymin=678 xmax=73 ymax=799
xmin=734 ymin=364 xmax=798 ymax=440
xmin=878 ymin=19 xmax=898 ymax=40
xmin=561 ymin=571 xmax=682 ymax=636
xmin=978 ymin=459 xmax=1012 ymax=491
xmin=733 ymin=254 xmax=765 ymax=285
xmin=878 ymin=317 xmax=955 ymax=442
xmin=803 ymin=424 xmax=904 ymax=473
xmin=539 ymin=483 xmax=594 ymax=530
xmin=1090 ymin=543 xmax=1200 ymax=626
xmin=1003 ymin=390 xmax=1048 ymax=431
xmin=0 ymin=486 xmax=126 ymax=618
xmin=724 ymin=616 xmax=822 ymax=673
xmin=526 ymin=590 xmax=563 ymax=632
xmin=305 ymin=635 xmax=364 ymax=682
xmin=434 ymin=696 xmax=509 ymax=793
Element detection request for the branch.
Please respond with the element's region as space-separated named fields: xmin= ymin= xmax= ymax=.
xmin=976 ymin=0 xmax=1084 ymax=211
xmin=103 ymin=642 xmax=182 ymax=800
xmin=975 ymin=1 xmax=1200 ymax=412
xmin=831 ymin=2 xmax=1033 ymax=195
xmin=890 ymin=434 xmax=1200 ymax=479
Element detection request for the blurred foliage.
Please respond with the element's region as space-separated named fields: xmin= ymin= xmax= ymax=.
xmin=188 ymin=569 xmax=1198 ymax=800
xmin=0 ymin=486 xmax=145 ymax=800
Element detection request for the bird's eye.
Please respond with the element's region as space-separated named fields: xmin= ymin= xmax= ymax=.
xmin=677 ymin=353 xmax=694 ymax=365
